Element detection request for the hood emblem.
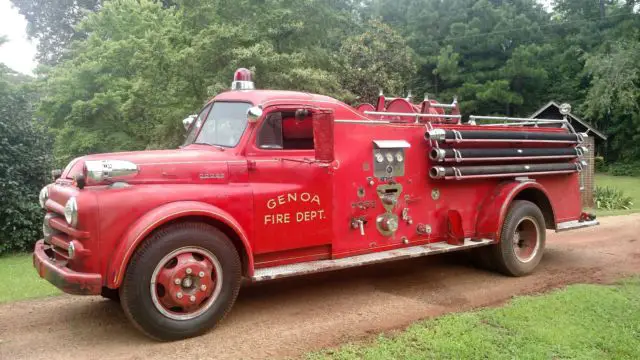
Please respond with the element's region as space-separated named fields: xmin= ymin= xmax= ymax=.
xmin=199 ymin=172 xmax=225 ymax=180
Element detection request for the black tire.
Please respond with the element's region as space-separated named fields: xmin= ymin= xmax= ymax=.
xmin=101 ymin=287 xmax=120 ymax=302
xmin=120 ymin=222 xmax=242 ymax=341
xmin=489 ymin=200 xmax=546 ymax=277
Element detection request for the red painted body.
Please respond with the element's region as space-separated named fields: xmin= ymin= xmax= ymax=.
xmin=33 ymin=89 xmax=584 ymax=295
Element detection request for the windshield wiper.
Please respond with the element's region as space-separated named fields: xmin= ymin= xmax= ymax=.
xmin=192 ymin=142 xmax=226 ymax=151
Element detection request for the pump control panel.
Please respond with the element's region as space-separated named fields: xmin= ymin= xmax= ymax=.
xmin=372 ymin=140 xmax=410 ymax=178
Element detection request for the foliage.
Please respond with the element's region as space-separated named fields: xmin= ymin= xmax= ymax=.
xmin=594 ymin=186 xmax=634 ymax=210
xmin=592 ymin=174 xmax=640 ymax=216
xmin=39 ymin=0 xmax=377 ymax=166
xmin=7 ymin=0 xmax=640 ymax=168
xmin=338 ymin=19 xmax=417 ymax=105
xmin=594 ymin=156 xmax=606 ymax=173
xmin=0 ymin=56 xmax=51 ymax=254
xmin=584 ymin=40 xmax=640 ymax=162
xmin=9 ymin=0 xmax=102 ymax=65
xmin=608 ymin=161 xmax=640 ymax=177
xmin=309 ymin=279 xmax=640 ymax=359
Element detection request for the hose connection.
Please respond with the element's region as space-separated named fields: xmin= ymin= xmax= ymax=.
xmin=425 ymin=129 xmax=446 ymax=142
xmin=429 ymin=166 xmax=446 ymax=179
xmin=429 ymin=148 xmax=447 ymax=162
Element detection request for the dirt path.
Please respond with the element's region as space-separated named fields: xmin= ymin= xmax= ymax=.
xmin=1 ymin=214 xmax=639 ymax=360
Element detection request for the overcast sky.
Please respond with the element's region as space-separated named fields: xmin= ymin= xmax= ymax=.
xmin=0 ymin=0 xmax=554 ymax=76
xmin=0 ymin=0 xmax=37 ymax=75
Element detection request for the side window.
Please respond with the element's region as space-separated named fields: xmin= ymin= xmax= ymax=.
xmin=257 ymin=110 xmax=314 ymax=150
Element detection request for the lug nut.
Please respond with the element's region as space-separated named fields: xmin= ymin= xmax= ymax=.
xmin=190 ymin=295 xmax=196 ymax=302
xmin=186 ymin=268 xmax=192 ymax=274
xmin=200 ymin=284 xmax=207 ymax=291
xmin=198 ymin=271 xmax=205 ymax=278
xmin=174 ymin=278 xmax=181 ymax=285
xmin=176 ymin=292 xmax=183 ymax=299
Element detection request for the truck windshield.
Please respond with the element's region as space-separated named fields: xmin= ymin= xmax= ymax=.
xmin=191 ymin=102 xmax=251 ymax=147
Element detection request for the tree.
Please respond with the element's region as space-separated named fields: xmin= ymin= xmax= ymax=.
xmin=38 ymin=0 xmax=361 ymax=166
xmin=10 ymin=0 xmax=101 ymax=64
xmin=338 ymin=19 xmax=418 ymax=104
xmin=583 ymin=40 xmax=640 ymax=161
xmin=366 ymin=0 xmax=552 ymax=116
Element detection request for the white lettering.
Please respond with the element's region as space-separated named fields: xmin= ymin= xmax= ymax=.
xmin=265 ymin=192 xmax=323 ymax=209
xmin=267 ymin=199 xmax=277 ymax=210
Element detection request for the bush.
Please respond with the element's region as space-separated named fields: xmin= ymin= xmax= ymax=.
xmin=594 ymin=156 xmax=607 ymax=173
xmin=594 ymin=186 xmax=634 ymax=210
xmin=0 ymin=66 xmax=51 ymax=255
xmin=608 ymin=162 xmax=640 ymax=177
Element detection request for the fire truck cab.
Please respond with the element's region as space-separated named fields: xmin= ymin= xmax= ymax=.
xmin=33 ymin=68 xmax=598 ymax=340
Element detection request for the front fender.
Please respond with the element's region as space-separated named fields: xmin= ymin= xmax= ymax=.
xmin=107 ymin=201 xmax=253 ymax=288
xmin=475 ymin=181 xmax=554 ymax=242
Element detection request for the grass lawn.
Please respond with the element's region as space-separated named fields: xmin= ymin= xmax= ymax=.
xmin=0 ymin=253 xmax=60 ymax=303
xmin=593 ymin=174 xmax=640 ymax=217
xmin=309 ymin=278 xmax=640 ymax=360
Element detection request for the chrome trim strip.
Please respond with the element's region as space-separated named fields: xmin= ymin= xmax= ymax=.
xmin=555 ymin=219 xmax=599 ymax=232
xmin=335 ymin=119 xmax=391 ymax=124
xmin=251 ymin=239 xmax=493 ymax=281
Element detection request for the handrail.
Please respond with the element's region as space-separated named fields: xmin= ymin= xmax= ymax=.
xmin=364 ymin=111 xmax=461 ymax=119
xmin=431 ymin=103 xmax=457 ymax=109
xmin=469 ymin=115 xmax=567 ymax=123
xmin=482 ymin=121 xmax=565 ymax=126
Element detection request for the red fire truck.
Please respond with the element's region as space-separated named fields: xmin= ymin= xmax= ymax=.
xmin=34 ymin=68 xmax=598 ymax=340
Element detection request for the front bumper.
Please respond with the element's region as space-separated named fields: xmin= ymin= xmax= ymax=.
xmin=33 ymin=240 xmax=102 ymax=295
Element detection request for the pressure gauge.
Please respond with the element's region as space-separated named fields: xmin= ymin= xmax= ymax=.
xmin=385 ymin=152 xmax=394 ymax=162
xmin=395 ymin=152 xmax=404 ymax=162
xmin=375 ymin=153 xmax=384 ymax=163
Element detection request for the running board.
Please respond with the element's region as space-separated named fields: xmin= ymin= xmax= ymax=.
xmin=251 ymin=239 xmax=493 ymax=282
xmin=555 ymin=219 xmax=599 ymax=232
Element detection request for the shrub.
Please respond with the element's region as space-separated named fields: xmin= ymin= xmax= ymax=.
xmin=0 ymin=66 xmax=51 ymax=255
xmin=608 ymin=162 xmax=640 ymax=177
xmin=594 ymin=156 xmax=607 ymax=173
xmin=594 ymin=186 xmax=634 ymax=210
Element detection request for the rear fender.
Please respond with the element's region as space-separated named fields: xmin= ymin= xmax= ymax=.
xmin=475 ymin=181 xmax=555 ymax=242
xmin=107 ymin=201 xmax=253 ymax=288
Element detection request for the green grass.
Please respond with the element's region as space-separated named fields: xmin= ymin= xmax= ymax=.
xmin=309 ymin=278 xmax=640 ymax=360
xmin=0 ymin=253 xmax=60 ymax=303
xmin=592 ymin=174 xmax=640 ymax=217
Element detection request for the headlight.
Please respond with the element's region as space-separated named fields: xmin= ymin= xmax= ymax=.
xmin=39 ymin=186 xmax=49 ymax=208
xmin=64 ymin=197 xmax=78 ymax=228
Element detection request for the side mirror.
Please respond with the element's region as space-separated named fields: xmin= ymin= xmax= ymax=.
xmin=182 ymin=114 xmax=197 ymax=131
xmin=247 ymin=106 xmax=263 ymax=124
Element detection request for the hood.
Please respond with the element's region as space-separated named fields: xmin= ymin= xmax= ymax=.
xmin=62 ymin=148 xmax=240 ymax=185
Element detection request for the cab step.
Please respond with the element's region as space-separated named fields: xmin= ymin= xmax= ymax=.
xmin=251 ymin=238 xmax=493 ymax=281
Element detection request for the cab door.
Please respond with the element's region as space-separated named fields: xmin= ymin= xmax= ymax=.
xmin=247 ymin=106 xmax=334 ymax=256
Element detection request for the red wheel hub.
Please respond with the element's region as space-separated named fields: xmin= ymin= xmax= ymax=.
xmin=151 ymin=248 xmax=221 ymax=319
xmin=512 ymin=216 xmax=540 ymax=263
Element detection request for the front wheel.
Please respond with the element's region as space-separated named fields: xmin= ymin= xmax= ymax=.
xmin=490 ymin=200 xmax=546 ymax=276
xmin=120 ymin=222 xmax=241 ymax=341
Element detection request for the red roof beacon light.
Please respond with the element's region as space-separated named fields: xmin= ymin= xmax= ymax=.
xmin=231 ymin=68 xmax=255 ymax=90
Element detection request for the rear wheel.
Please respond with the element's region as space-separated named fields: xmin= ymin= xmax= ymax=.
xmin=120 ymin=222 xmax=241 ymax=341
xmin=490 ymin=200 xmax=546 ymax=276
